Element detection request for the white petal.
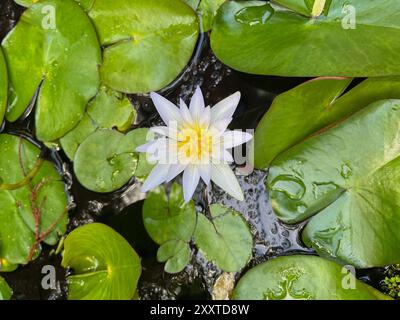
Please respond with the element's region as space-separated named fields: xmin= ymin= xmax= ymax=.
xmin=223 ymin=130 xmax=253 ymax=149
xmin=137 ymin=138 xmax=171 ymax=164
xmin=222 ymin=149 xmax=234 ymax=163
xmin=141 ymin=164 xmax=170 ymax=192
xmin=209 ymin=118 xmax=232 ymax=138
xmin=149 ymin=126 xmax=169 ymax=136
xmin=165 ymin=164 xmax=187 ymax=182
xmin=211 ymin=92 xmax=240 ymax=124
xmin=211 ymin=164 xmax=244 ymax=201
xmin=136 ymin=137 xmax=167 ymax=153
xmin=150 ymin=92 xmax=182 ymax=126
xmin=189 ymin=86 xmax=205 ymax=122
xmin=182 ymin=165 xmax=200 ymax=202
xmin=180 ymin=98 xmax=193 ymax=124
xmin=136 ymin=142 xmax=153 ymax=153
xmin=150 ymin=126 xmax=179 ymax=140
xmin=136 ymin=138 xmax=163 ymax=153
xmin=210 ymin=147 xmax=233 ymax=164
xmin=198 ymin=165 xmax=211 ymax=186
xmin=199 ymin=106 xmax=211 ymax=127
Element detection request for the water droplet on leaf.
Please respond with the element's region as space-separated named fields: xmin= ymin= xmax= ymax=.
xmin=270 ymin=175 xmax=306 ymax=201
xmin=340 ymin=164 xmax=353 ymax=179
xmin=312 ymin=181 xmax=339 ymax=199
xmin=235 ymin=4 xmax=274 ymax=26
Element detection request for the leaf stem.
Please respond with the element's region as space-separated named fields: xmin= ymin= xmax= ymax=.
xmin=0 ymin=158 xmax=44 ymax=190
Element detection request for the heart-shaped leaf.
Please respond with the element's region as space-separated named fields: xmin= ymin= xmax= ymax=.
xmin=211 ymin=1 xmax=400 ymax=77
xmin=267 ymin=99 xmax=400 ymax=268
xmin=272 ymin=0 xmax=330 ymax=17
xmin=254 ymin=77 xmax=400 ymax=169
xmin=0 ymin=48 xmax=7 ymax=124
xmin=79 ymin=0 xmax=199 ymax=93
xmin=233 ymin=255 xmax=391 ymax=300
xmin=61 ymin=223 xmax=141 ymax=300
xmin=183 ymin=0 xmax=201 ymax=10
xmin=198 ymin=0 xmax=225 ymax=31
xmin=143 ymin=183 xmax=196 ymax=273
xmin=73 ymin=129 xmax=148 ymax=193
xmin=60 ymin=86 xmax=135 ymax=160
xmin=157 ymin=239 xmax=191 ymax=274
xmin=2 ymin=0 xmax=101 ymax=142
xmin=0 ymin=276 xmax=12 ymax=300
xmin=194 ymin=204 xmax=253 ymax=272
xmin=0 ymin=134 xmax=68 ymax=268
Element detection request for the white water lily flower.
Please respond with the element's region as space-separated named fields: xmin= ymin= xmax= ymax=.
xmin=136 ymin=86 xmax=253 ymax=202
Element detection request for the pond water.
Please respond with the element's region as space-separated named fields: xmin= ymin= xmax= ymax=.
xmin=0 ymin=0 xmax=388 ymax=300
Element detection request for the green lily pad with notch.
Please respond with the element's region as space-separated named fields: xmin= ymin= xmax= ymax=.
xmin=143 ymin=183 xmax=196 ymax=273
xmin=74 ymin=129 xmax=149 ymax=193
xmin=183 ymin=0 xmax=225 ymax=32
xmin=211 ymin=0 xmax=400 ymax=77
xmin=157 ymin=239 xmax=191 ymax=274
xmin=183 ymin=0 xmax=201 ymax=10
xmin=267 ymin=99 xmax=400 ymax=268
xmin=254 ymin=76 xmax=400 ymax=169
xmin=61 ymin=223 xmax=141 ymax=300
xmin=0 ymin=134 xmax=68 ymax=268
xmin=60 ymin=86 xmax=135 ymax=160
xmin=271 ymin=0 xmax=331 ymax=17
xmin=0 ymin=276 xmax=12 ymax=300
xmin=78 ymin=0 xmax=199 ymax=93
xmin=198 ymin=0 xmax=225 ymax=31
xmin=2 ymin=0 xmax=101 ymax=142
xmin=0 ymin=48 xmax=7 ymax=124
xmin=233 ymin=255 xmax=391 ymax=300
xmin=194 ymin=204 xmax=253 ymax=272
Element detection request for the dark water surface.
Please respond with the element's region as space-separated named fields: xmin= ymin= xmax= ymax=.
xmin=0 ymin=0 xmax=388 ymax=300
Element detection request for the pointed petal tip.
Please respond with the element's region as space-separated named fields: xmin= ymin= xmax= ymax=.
xmin=135 ymin=145 xmax=147 ymax=153
xmin=149 ymin=91 xmax=158 ymax=98
xmin=182 ymin=166 xmax=200 ymax=203
xmin=211 ymin=92 xmax=242 ymax=124
xmin=211 ymin=164 xmax=245 ymax=202
xmin=189 ymin=86 xmax=205 ymax=120
xmin=140 ymin=187 xmax=148 ymax=193
xmin=234 ymin=190 xmax=245 ymax=202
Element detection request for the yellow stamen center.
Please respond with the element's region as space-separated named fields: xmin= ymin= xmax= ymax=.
xmin=177 ymin=123 xmax=213 ymax=161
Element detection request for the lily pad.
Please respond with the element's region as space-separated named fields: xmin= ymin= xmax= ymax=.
xmin=80 ymin=0 xmax=199 ymax=93
xmin=60 ymin=86 xmax=135 ymax=160
xmin=211 ymin=1 xmax=400 ymax=77
xmin=74 ymin=129 xmax=149 ymax=193
xmin=194 ymin=204 xmax=253 ymax=272
xmin=0 ymin=48 xmax=7 ymax=124
xmin=0 ymin=276 xmax=12 ymax=300
xmin=157 ymin=240 xmax=191 ymax=274
xmin=183 ymin=0 xmax=224 ymax=32
xmin=61 ymin=223 xmax=141 ymax=300
xmin=2 ymin=0 xmax=101 ymax=142
xmin=254 ymin=77 xmax=400 ymax=169
xmin=267 ymin=99 xmax=400 ymax=268
xmin=184 ymin=0 xmax=201 ymax=10
xmin=143 ymin=183 xmax=196 ymax=273
xmin=272 ymin=0 xmax=330 ymax=17
xmin=233 ymin=255 xmax=391 ymax=300
xmin=198 ymin=0 xmax=225 ymax=32
xmin=0 ymin=134 xmax=68 ymax=268
xmin=13 ymin=0 xmax=35 ymax=6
